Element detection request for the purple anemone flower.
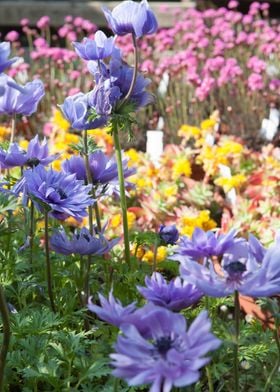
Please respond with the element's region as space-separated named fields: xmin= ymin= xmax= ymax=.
xmin=23 ymin=165 xmax=93 ymax=221
xmin=174 ymin=228 xmax=246 ymax=260
xmin=73 ymin=31 xmax=115 ymax=60
xmin=62 ymin=150 xmax=136 ymax=196
xmin=88 ymin=54 xmax=153 ymax=110
xmin=50 ymin=227 xmax=119 ymax=256
xmin=0 ymin=74 xmax=45 ymax=116
xmin=176 ymin=237 xmax=280 ymax=298
xmin=159 ymin=224 xmax=179 ymax=245
xmin=0 ymin=42 xmax=18 ymax=73
xmin=111 ymin=306 xmax=221 ymax=392
xmin=59 ymin=92 xmax=106 ymax=131
xmin=0 ymin=135 xmax=58 ymax=169
xmin=102 ymin=0 xmax=158 ymax=38
xmin=137 ymin=272 xmax=203 ymax=311
xmin=88 ymin=291 xmax=137 ymax=327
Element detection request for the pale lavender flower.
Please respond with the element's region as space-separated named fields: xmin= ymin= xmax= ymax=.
xmin=174 ymin=228 xmax=245 ymax=260
xmin=73 ymin=30 xmax=115 ymax=60
xmin=50 ymin=227 xmax=119 ymax=256
xmin=111 ymin=306 xmax=221 ymax=392
xmin=88 ymin=291 xmax=137 ymax=327
xmin=23 ymin=165 xmax=92 ymax=221
xmin=0 ymin=41 xmax=17 ymax=73
xmin=102 ymin=0 xmax=158 ymax=38
xmin=0 ymin=74 xmax=44 ymax=116
xmin=177 ymin=238 xmax=280 ymax=298
xmin=0 ymin=135 xmax=58 ymax=169
xmin=137 ymin=272 xmax=202 ymax=311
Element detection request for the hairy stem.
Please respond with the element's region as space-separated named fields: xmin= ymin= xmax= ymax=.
xmin=29 ymin=200 xmax=35 ymax=266
xmin=264 ymin=328 xmax=280 ymax=391
xmin=44 ymin=211 xmax=56 ymax=313
xmin=120 ymin=34 xmax=138 ymax=108
xmin=10 ymin=113 xmax=16 ymax=144
xmin=233 ymin=290 xmax=240 ymax=392
xmin=112 ymin=124 xmax=131 ymax=269
xmin=0 ymin=285 xmax=10 ymax=392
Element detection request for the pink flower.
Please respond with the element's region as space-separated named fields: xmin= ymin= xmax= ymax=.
xmin=228 ymin=1 xmax=238 ymax=9
xmin=247 ymin=56 xmax=266 ymax=74
xmin=34 ymin=38 xmax=48 ymax=49
xmin=247 ymin=73 xmax=264 ymax=91
xmin=5 ymin=31 xmax=19 ymax=42
xmin=20 ymin=18 xmax=30 ymax=27
xmin=37 ymin=16 xmax=50 ymax=29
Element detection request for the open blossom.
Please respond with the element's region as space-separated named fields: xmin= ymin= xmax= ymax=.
xmin=62 ymin=150 xmax=136 ymax=196
xmin=111 ymin=306 xmax=221 ymax=392
xmin=137 ymin=272 xmax=202 ymax=311
xmin=0 ymin=74 xmax=45 ymax=116
xmin=176 ymin=236 xmax=280 ymax=298
xmin=174 ymin=228 xmax=244 ymax=260
xmin=50 ymin=227 xmax=119 ymax=256
xmin=23 ymin=165 xmax=93 ymax=221
xmin=0 ymin=135 xmax=58 ymax=169
xmin=73 ymin=30 xmax=115 ymax=60
xmin=0 ymin=41 xmax=17 ymax=73
xmin=102 ymin=0 xmax=158 ymax=38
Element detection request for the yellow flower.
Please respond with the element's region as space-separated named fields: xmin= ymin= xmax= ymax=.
xmin=19 ymin=140 xmax=28 ymax=150
xmin=0 ymin=126 xmax=10 ymax=140
xmin=53 ymin=109 xmax=70 ymax=132
xmin=218 ymin=140 xmax=243 ymax=156
xmin=125 ymin=148 xmax=142 ymax=166
xmin=200 ymin=118 xmax=216 ymax=131
xmin=88 ymin=127 xmax=114 ymax=148
xmin=180 ymin=210 xmax=217 ymax=236
xmin=142 ymin=246 xmax=167 ymax=264
xmin=178 ymin=124 xmax=201 ymax=139
xmin=163 ymin=184 xmax=178 ymax=198
xmin=130 ymin=243 xmax=145 ymax=259
xmin=172 ymin=157 xmax=192 ymax=179
xmin=215 ymin=174 xmax=246 ymax=192
xmin=110 ymin=211 xmax=136 ymax=230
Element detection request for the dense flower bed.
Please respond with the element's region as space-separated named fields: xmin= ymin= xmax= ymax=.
xmin=0 ymin=1 xmax=280 ymax=392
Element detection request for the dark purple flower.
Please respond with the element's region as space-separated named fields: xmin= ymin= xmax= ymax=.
xmin=102 ymin=0 xmax=158 ymax=38
xmin=23 ymin=165 xmax=93 ymax=221
xmin=73 ymin=30 xmax=115 ymax=60
xmin=174 ymin=228 xmax=245 ymax=260
xmin=88 ymin=291 xmax=137 ymax=327
xmin=0 ymin=42 xmax=17 ymax=73
xmin=0 ymin=74 xmax=45 ymax=116
xmin=111 ymin=306 xmax=221 ymax=391
xmin=62 ymin=150 xmax=135 ymax=196
xmin=159 ymin=224 xmax=179 ymax=245
xmin=137 ymin=272 xmax=202 ymax=311
xmin=0 ymin=135 xmax=58 ymax=169
xmin=177 ymin=237 xmax=280 ymax=298
xmin=50 ymin=227 xmax=119 ymax=256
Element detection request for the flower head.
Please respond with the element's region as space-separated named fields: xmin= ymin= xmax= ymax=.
xmin=50 ymin=227 xmax=119 ymax=255
xmin=102 ymin=0 xmax=158 ymax=38
xmin=62 ymin=150 xmax=136 ymax=196
xmin=0 ymin=135 xmax=58 ymax=169
xmin=137 ymin=272 xmax=202 ymax=311
xmin=73 ymin=31 xmax=115 ymax=60
xmin=0 ymin=42 xmax=17 ymax=73
xmin=0 ymin=75 xmax=45 ymax=116
xmin=174 ymin=228 xmax=244 ymax=259
xmin=24 ymin=165 xmax=92 ymax=220
xmin=175 ymin=235 xmax=280 ymax=298
xmin=88 ymin=291 xmax=137 ymax=327
xmin=159 ymin=224 xmax=179 ymax=245
xmin=111 ymin=306 xmax=221 ymax=392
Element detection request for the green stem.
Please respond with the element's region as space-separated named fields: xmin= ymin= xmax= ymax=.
xmin=233 ymin=290 xmax=240 ymax=392
xmin=120 ymin=34 xmax=138 ymax=108
xmin=152 ymin=241 xmax=158 ymax=272
xmin=83 ymin=130 xmax=94 ymax=235
xmin=10 ymin=114 xmax=16 ymax=144
xmin=205 ymin=297 xmax=214 ymax=392
xmin=0 ymin=285 xmax=10 ymax=392
xmin=113 ymin=378 xmax=119 ymax=392
xmin=44 ymin=211 xmax=56 ymax=313
xmin=112 ymin=125 xmax=131 ymax=269
xmin=29 ymin=200 xmax=35 ymax=266
xmin=263 ymin=328 xmax=280 ymax=392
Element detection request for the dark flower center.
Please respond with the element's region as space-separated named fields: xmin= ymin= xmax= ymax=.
xmin=224 ymin=261 xmax=246 ymax=275
xmin=82 ymin=234 xmax=91 ymax=242
xmin=154 ymin=336 xmax=173 ymax=356
xmin=26 ymin=158 xmax=41 ymax=167
xmin=58 ymin=189 xmax=67 ymax=199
